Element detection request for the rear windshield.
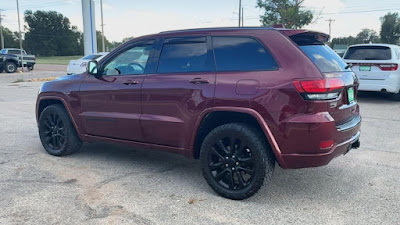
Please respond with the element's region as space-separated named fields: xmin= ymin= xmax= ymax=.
xmin=344 ymin=46 xmax=391 ymax=60
xmin=82 ymin=54 xmax=103 ymax=60
xmin=299 ymin=45 xmax=350 ymax=73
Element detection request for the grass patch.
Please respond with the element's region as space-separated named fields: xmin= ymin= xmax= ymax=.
xmin=36 ymin=55 xmax=83 ymax=65
xmin=12 ymin=78 xmax=26 ymax=83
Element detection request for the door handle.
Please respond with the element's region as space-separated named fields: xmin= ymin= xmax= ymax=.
xmin=123 ymin=80 xmax=140 ymax=85
xmin=189 ymin=78 xmax=209 ymax=84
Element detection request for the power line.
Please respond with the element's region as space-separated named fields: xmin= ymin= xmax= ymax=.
xmin=322 ymin=8 xmax=400 ymax=15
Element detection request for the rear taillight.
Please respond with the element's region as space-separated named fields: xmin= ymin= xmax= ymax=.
xmin=378 ymin=64 xmax=398 ymax=71
xmin=293 ymin=78 xmax=344 ymax=100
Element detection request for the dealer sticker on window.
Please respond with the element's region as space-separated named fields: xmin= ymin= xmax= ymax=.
xmin=348 ymin=87 xmax=355 ymax=103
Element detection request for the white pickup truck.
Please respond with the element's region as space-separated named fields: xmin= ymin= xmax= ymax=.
xmin=0 ymin=48 xmax=36 ymax=71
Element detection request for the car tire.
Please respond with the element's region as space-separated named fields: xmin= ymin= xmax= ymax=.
xmin=5 ymin=62 xmax=17 ymax=73
xmin=38 ymin=104 xmax=82 ymax=156
xmin=28 ymin=65 xmax=34 ymax=71
xmin=200 ymin=123 xmax=275 ymax=200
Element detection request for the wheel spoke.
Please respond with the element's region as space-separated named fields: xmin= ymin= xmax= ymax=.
xmin=209 ymin=161 xmax=224 ymax=171
xmin=236 ymin=171 xmax=246 ymax=188
xmin=48 ymin=137 xmax=54 ymax=148
xmin=237 ymin=166 xmax=254 ymax=173
xmin=211 ymin=147 xmax=225 ymax=160
xmin=217 ymin=140 xmax=229 ymax=154
xmin=228 ymin=172 xmax=235 ymax=189
xmin=214 ymin=169 xmax=228 ymax=181
xmin=54 ymin=136 xmax=60 ymax=149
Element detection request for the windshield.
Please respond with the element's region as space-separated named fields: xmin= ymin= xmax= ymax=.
xmin=300 ymin=45 xmax=350 ymax=73
xmin=82 ymin=54 xmax=103 ymax=60
xmin=344 ymin=46 xmax=391 ymax=60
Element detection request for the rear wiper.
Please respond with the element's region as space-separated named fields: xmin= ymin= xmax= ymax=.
xmin=345 ymin=64 xmax=352 ymax=70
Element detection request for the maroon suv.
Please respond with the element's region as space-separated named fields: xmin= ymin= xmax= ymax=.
xmin=36 ymin=27 xmax=361 ymax=200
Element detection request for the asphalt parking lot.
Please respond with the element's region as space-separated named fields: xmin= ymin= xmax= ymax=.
xmin=0 ymin=67 xmax=399 ymax=225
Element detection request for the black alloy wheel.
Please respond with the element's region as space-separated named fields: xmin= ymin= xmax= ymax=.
xmin=42 ymin=112 xmax=66 ymax=150
xmin=200 ymin=123 xmax=275 ymax=200
xmin=39 ymin=104 xmax=82 ymax=156
xmin=208 ymin=136 xmax=255 ymax=190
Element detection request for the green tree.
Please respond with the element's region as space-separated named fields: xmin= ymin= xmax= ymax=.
xmin=256 ymin=0 xmax=313 ymax=28
xmin=380 ymin=12 xmax=400 ymax=44
xmin=96 ymin=31 xmax=115 ymax=52
xmin=122 ymin=36 xmax=134 ymax=43
xmin=24 ymin=10 xmax=81 ymax=56
xmin=330 ymin=36 xmax=361 ymax=48
xmin=0 ymin=27 xmax=19 ymax=48
xmin=356 ymin=29 xmax=380 ymax=43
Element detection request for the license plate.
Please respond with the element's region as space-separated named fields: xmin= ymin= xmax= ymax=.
xmin=348 ymin=87 xmax=355 ymax=103
xmin=359 ymin=65 xmax=371 ymax=71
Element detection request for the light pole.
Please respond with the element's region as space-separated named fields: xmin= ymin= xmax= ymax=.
xmin=100 ymin=0 xmax=105 ymax=52
xmin=238 ymin=0 xmax=242 ymax=27
xmin=16 ymin=0 xmax=24 ymax=72
xmin=326 ymin=18 xmax=335 ymax=38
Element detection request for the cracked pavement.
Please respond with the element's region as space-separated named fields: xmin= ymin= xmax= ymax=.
xmin=0 ymin=67 xmax=399 ymax=224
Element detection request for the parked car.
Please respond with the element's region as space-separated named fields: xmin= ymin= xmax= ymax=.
xmin=0 ymin=52 xmax=19 ymax=73
xmin=36 ymin=27 xmax=361 ymax=200
xmin=67 ymin=52 xmax=108 ymax=75
xmin=0 ymin=48 xmax=36 ymax=71
xmin=343 ymin=44 xmax=400 ymax=100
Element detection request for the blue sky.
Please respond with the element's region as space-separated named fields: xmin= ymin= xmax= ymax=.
xmin=1 ymin=0 xmax=400 ymax=42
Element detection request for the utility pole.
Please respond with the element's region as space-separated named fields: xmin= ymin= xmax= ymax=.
xmin=16 ymin=0 xmax=23 ymax=72
xmin=100 ymin=0 xmax=105 ymax=52
xmin=0 ymin=10 xmax=4 ymax=49
xmin=241 ymin=7 xmax=244 ymax=27
xmin=326 ymin=18 xmax=335 ymax=38
xmin=238 ymin=0 xmax=241 ymax=27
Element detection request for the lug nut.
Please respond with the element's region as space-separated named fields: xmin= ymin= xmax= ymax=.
xmin=232 ymin=155 xmax=235 ymax=159
xmin=225 ymin=157 xmax=229 ymax=160
xmin=232 ymin=167 xmax=235 ymax=171
xmin=246 ymin=149 xmax=251 ymax=153
xmin=236 ymin=162 xmax=239 ymax=165
xmin=225 ymin=164 xmax=229 ymax=167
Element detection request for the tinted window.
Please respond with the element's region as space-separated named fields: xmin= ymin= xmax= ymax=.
xmin=300 ymin=45 xmax=350 ymax=73
xmin=102 ymin=43 xmax=153 ymax=76
xmin=157 ymin=37 xmax=211 ymax=73
xmin=8 ymin=50 xmax=21 ymax=55
xmin=83 ymin=54 xmax=102 ymax=60
xmin=344 ymin=46 xmax=392 ymax=60
xmin=212 ymin=37 xmax=278 ymax=72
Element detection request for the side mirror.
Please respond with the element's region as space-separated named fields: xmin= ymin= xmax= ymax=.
xmin=87 ymin=60 xmax=100 ymax=77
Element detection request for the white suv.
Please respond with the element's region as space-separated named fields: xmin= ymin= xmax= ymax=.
xmin=343 ymin=44 xmax=400 ymax=100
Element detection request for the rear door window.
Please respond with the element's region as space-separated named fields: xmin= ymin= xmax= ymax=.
xmin=212 ymin=37 xmax=278 ymax=72
xmin=157 ymin=37 xmax=212 ymax=73
xmin=8 ymin=50 xmax=21 ymax=55
xmin=344 ymin=46 xmax=392 ymax=60
xmin=299 ymin=45 xmax=350 ymax=73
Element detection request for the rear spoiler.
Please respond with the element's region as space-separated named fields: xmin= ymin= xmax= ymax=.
xmin=277 ymin=29 xmax=330 ymax=45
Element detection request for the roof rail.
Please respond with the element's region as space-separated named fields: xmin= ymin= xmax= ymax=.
xmin=159 ymin=26 xmax=275 ymax=34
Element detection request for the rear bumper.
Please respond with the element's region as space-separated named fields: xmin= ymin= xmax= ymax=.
xmin=276 ymin=111 xmax=361 ymax=169
xmin=281 ymin=131 xmax=360 ymax=169
xmin=358 ymin=73 xmax=400 ymax=93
